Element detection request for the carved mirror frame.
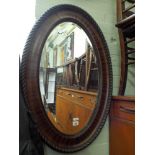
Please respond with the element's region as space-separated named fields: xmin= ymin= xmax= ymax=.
xmin=20 ymin=4 xmax=112 ymax=153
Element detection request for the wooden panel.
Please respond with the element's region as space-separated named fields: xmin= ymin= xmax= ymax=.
xmin=110 ymin=96 xmax=135 ymax=155
xmin=52 ymin=87 xmax=96 ymax=135
xmin=57 ymin=87 xmax=97 ymax=109
xmin=55 ymin=94 xmax=94 ymax=135
xmin=110 ymin=97 xmax=134 ymax=121
xmin=56 ymin=94 xmax=73 ymax=134
xmin=68 ymin=99 xmax=93 ymax=134
xmin=110 ymin=118 xmax=134 ymax=155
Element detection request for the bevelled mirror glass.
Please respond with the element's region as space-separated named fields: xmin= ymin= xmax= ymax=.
xmin=39 ymin=22 xmax=98 ymax=135
xmin=20 ymin=5 xmax=112 ymax=153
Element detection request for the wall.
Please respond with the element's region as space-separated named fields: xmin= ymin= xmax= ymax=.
xmin=35 ymin=0 xmax=124 ymax=155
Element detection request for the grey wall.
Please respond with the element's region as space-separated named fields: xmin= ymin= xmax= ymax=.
xmin=35 ymin=0 xmax=134 ymax=155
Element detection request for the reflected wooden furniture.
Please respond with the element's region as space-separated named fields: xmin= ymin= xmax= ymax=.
xmin=46 ymin=47 xmax=98 ymax=135
xmin=56 ymin=48 xmax=98 ymax=91
xmin=110 ymin=96 xmax=135 ymax=155
xmin=47 ymin=87 xmax=97 ymax=135
xmin=116 ymin=0 xmax=135 ymax=95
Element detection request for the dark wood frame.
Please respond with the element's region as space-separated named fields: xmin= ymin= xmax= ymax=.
xmin=20 ymin=4 xmax=112 ymax=153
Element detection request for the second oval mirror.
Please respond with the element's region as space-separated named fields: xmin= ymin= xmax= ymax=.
xmin=39 ymin=22 xmax=98 ymax=135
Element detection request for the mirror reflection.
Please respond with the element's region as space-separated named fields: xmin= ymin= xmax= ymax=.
xmin=39 ymin=22 xmax=99 ymax=135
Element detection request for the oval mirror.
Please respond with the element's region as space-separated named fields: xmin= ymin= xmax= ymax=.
xmin=39 ymin=22 xmax=99 ymax=135
xmin=20 ymin=5 xmax=112 ymax=152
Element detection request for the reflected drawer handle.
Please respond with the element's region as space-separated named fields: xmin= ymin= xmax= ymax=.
xmin=77 ymin=96 xmax=84 ymax=100
xmin=66 ymin=93 xmax=71 ymax=95
xmin=66 ymin=93 xmax=75 ymax=97
xmin=120 ymin=106 xmax=135 ymax=114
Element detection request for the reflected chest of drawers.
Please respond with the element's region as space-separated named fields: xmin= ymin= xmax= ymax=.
xmin=55 ymin=87 xmax=97 ymax=135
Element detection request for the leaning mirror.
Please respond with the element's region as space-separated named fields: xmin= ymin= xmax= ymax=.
xmin=20 ymin=5 xmax=112 ymax=152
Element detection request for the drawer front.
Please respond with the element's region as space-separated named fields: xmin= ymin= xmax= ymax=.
xmin=57 ymin=88 xmax=96 ymax=109
xmin=110 ymin=100 xmax=135 ymax=122
xmin=57 ymin=89 xmax=64 ymax=96
xmin=55 ymin=94 xmax=93 ymax=135
xmin=71 ymin=92 xmax=96 ymax=109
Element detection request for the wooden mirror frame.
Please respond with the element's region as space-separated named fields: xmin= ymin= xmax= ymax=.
xmin=20 ymin=5 xmax=112 ymax=153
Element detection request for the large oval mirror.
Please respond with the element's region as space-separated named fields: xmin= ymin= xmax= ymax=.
xmin=20 ymin=5 xmax=112 ymax=152
xmin=39 ymin=22 xmax=99 ymax=135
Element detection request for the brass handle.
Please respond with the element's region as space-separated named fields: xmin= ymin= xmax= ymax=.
xmin=77 ymin=96 xmax=84 ymax=100
xmin=66 ymin=93 xmax=71 ymax=95
xmin=66 ymin=93 xmax=75 ymax=98
xmin=120 ymin=106 xmax=135 ymax=114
